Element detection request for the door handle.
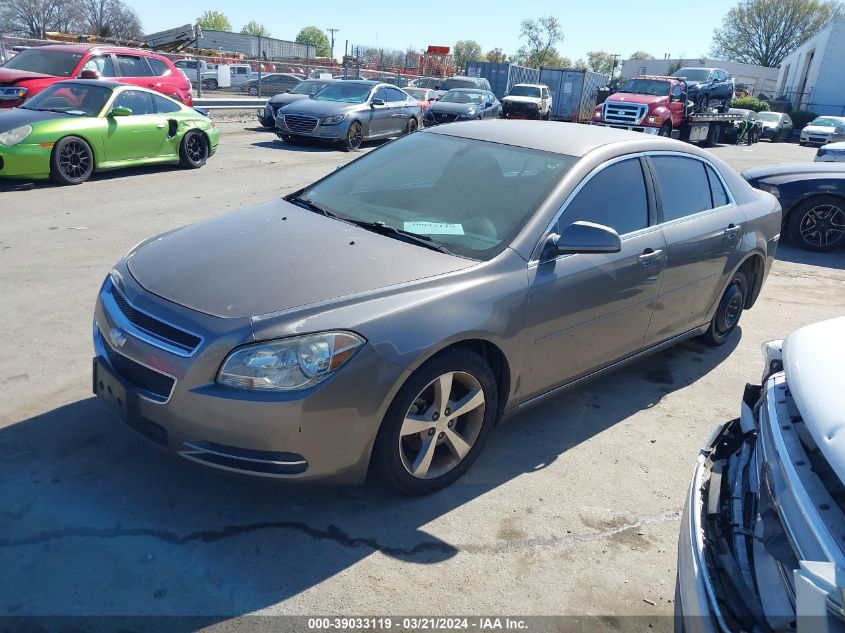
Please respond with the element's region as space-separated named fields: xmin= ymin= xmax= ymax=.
xmin=156 ymin=123 xmax=166 ymax=129
xmin=724 ymin=224 xmax=741 ymax=239
xmin=638 ymin=248 xmax=663 ymax=266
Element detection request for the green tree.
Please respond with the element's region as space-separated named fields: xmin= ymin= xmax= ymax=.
xmin=196 ymin=10 xmax=231 ymax=32
xmin=711 ymin=0 xmax=843 ymax=66
xmin=453 ymin=39 xmax=482 ymax=72
xmin=513 ymin=15 xmax=564 ymax=68
xmin=629 ymin=50 xmax=654 ymax=60
xmin=241 ymin=20 xmax=270 ymax=37
xmin=666 ymin=58 xmax=685 ymax=75
xmin=486 ymin=48 xmax=507 ymax=63
xmin=296 ymin=25 xmax=330 ymax=57
xmin=586 ymin=50 xmax=619 ymax=77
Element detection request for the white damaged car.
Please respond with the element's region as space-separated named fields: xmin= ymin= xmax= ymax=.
xmin=677 ymin=317 xmax=845 ymax=632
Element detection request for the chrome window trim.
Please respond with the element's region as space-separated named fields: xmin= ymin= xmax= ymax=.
xmin=531 ymin=150 xmax=738 ymax=263
xmin=104 ymin=275 xmax=204 ymax=357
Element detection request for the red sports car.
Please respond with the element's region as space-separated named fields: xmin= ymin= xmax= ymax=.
xmin=0 ymin=44 xmax=193 ymax=109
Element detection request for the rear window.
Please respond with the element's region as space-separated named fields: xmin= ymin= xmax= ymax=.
xmin=116 ymin=55 xmax=153 ymax=77
xmin=153 ymin=94 xmax=182 ymax=113
xmin=2 ymin=49 xmax=82 ymax=77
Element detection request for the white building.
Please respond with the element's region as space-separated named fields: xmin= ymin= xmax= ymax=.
xmin=775 ymin=18 xmax=845 ymax=116
xmin=620 ymin=57 xmax=779 ymax=96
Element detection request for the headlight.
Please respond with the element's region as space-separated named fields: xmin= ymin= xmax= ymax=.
xmin=0 ymin=86 xmax=27 ymax=102
xmin=321 ymin=114 xmax=347 ymax=125
xmin=464 ymin=109 xmax=476 ymax=117
xmin=646 ymin=116 xmax=663 ymax=125
xmin=593 ymin=110 xmax=602 ymax=119
xmin=0 ymin=125 xmax=32 ymax=146
xmin=217 ymin=331 xmax=365 ymax=391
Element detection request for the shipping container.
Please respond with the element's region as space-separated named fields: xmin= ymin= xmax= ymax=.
xmin=197 ymin=30 xmax=314 ymax=60
xmin=539 ymin=68 xmax=609 ymax=121
xmin=464 ymin=61 xmax=540 ymax=99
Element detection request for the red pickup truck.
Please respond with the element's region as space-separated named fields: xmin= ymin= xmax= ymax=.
xmin=0 ymin=44 xmax=192 ymax=109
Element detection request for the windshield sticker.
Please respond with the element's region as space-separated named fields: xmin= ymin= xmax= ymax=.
xmin=403 ymin=222 xmax=465 ymax=235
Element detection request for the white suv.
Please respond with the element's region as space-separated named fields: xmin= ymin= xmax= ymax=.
xmin=501 ymin=83 xmax=552 ymax=120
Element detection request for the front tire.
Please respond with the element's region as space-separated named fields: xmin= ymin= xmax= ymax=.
xmin=50 ymin=136 xmax=94 ymax=185
xmin=786 ymin=195 xmax=845 ymax=252
xmin=700 ymin=271 xmax=747 ymax=346
xmin=343 ymin=121 xmax=363 ymax=151
xmin=179 ymin=130 xmax=209 ymax=169
xmin=658 ymin=122 xmax=672 ymax=137
xmin=371 ymin=349 xmax=498 ymax=495
xmin=248 ymin=85 xmax=259 ymax=96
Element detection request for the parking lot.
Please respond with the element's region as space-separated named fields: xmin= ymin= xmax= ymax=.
xmin=1 ymin=122 xmax=844 ymax=627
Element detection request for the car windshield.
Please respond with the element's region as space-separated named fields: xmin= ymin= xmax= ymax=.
xmin=2 ymin=49 xmax=82 ymax=77
xmin=440 ymin=90 xmax=485 ymax=105
xmin=295 ymin=132 xmax=577 ymax=260
xmin=442 ymin=78 xmax=478 ymax=90
xmin=292 ymin=81 xmax=329 ymax=95
xmin=508 ymin=86 xmax=541 ymax=98
xmin=312 ymin=83 xmax=372 ymax=103
xmin=757 ymin=112 xmax=780 ymax=122
xmin=810 ymin=117 xmax=844 ymax=127
xmin=672 ymin=68 xmax=710 ymax=82
xmin=404 ymin=88 xmax=428 ymax=100
xmin=616 ymin=79 xmax=670 ymax=96
xmin=19 ymin=82 xmax=111 ymax=116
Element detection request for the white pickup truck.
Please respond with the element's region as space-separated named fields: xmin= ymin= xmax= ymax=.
xmin=199 ymin=64 xmax=257 ymax=90
xmin=501 ymin=83 xmax=553 ymax=120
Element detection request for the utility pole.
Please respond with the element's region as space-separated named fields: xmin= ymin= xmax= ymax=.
xmin=327 ymin=28 xmax=339 ymax=60
xmin=609 ymin=53 xmax=621 ymax=81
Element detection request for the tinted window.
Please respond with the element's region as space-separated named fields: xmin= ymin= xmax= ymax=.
xmin=147 ymin=57 xmax=171 ymax=76
xmin=113 ymin=90 xmax=155 ymax=115
xmin=374 ymin=87 xmax=390 ymax=101
xmin=558 ymin=158 xmax=649 ymax=236
xmin=671 ymin=84 xmax=682 ymax=98
xmin=116 ymin=55 xmax=153 ymax=77
xmin=651 ymin=156 xmax=713 ymax=221
xmin=706 ymin=165 xmax=730 ymax=208
xmin=82 ymin=55 xmax=116 ymax=77
xmin=386 ymin=87 xmax=408 ymax=102
xmin=153 ymin=94 xmax=181 ymax=113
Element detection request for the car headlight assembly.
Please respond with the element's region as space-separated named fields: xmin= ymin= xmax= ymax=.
xmin=0 ymin=125 xmax=32 ymax=146
xmin=321 ymin=114 xmax=347 ymax=125
xmin=218 ymin=332 xmax=365 ymax=391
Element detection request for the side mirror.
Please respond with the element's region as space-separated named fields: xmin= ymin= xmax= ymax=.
xmin=371 ymin=98 xmax=385 ymax=106
xmin=78 ymin=69 xmax=100 ymax=80
xmin=485 ymin=102 xmax=493 ymax=108
xmin=542 ymin=221 xmax=622 ymax=258
xmin=108 ymin=106 xmax=132 ymax=117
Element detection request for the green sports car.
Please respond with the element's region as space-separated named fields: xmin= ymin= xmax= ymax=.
xmin=0 ymin=80 xmax=219 ymax=185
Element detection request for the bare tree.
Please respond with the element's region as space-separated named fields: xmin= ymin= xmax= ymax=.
xmin=586 ymin=50 xmax=619 ymax=77
xmin=711 ymin=0 xmax=843 ymax=66
xmin=0 ymin=0 xmax=70 ymax=38
xmin=513 ymin=15 xmax=563 ymax=68
xmin=486 ymin=48 xmax=507 ymax=64
xmin=628 ymin=50 xmax=654 ymax=60
xmin=77 ymin=0 xmax=141 ymax=38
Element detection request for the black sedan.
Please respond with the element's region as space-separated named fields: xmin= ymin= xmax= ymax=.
xmin=743 ymin=163 xmax=845 ymax=251
xmin=242 ymin=73 xmax=302 ymax=97
xmin=424 ymin=89 xmax=500 ymax=125
xmin=757 ymin=111 xmax=794 ymax=142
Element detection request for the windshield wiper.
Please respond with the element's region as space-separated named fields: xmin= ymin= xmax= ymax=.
xmin=343 ymin=220 xmax=455 ymax=255
xmin=287 ymin=195 xmax=338 ymax=218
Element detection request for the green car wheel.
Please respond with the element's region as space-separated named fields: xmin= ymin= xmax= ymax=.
xmin=51 ymin=136 xmax=94 ymax=185
xmin=180 ymin=131 xmax=209 ymax=169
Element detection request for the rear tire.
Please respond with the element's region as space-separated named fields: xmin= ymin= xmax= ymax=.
xmin=405 ymin=117 xmax=418 ymax=135
xmin=703 ymin=124 xmax=720 ymax=147
xmin=700 ymin=271 xmax=747 ymax=346
xmin=371 ymin=349 xmax=498 ymax=495
xmin=179 ymin=130 xmax=208 ymax=169
xmin=50 ymin=136 xmax=94 ymax=185
xmin=786 ymin=195 xmax=845 ymax=252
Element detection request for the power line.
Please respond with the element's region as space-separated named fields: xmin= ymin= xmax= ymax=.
xmin=327 ymin=28 xmax=339 ymax=59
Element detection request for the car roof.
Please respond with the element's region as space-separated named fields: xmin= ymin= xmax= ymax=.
xmin=425 ymin=119 xmax=665 ymax=157
xmin=31 ymin=43 xmax=162 ymax=56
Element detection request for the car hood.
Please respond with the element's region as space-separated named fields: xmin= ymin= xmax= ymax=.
xmin=606 ymin=93 xmax=667 ymax=105
xmin=803 ymin=125 xmax=838 ymax=134
xmin=822 ymin=142 xmax=845 ymax=151
xmin=429 ymin=102 xmax=478 ymax=115
xmin=0 ymin=67 xmax=55 ymax=85
xmin=741 ymin=162 xmax=845 ymax=182
xmin=280 ymin=99 xmax=363 ymax=116
xmin=268 ymin=93 xmax=309 ymax=106
xmin=0 ymin=107 xmax=70 ymax=132
xmin=126 ymin=201 xmax=476 ymax=319
xmin=783 ymin=317 xmax=845 ymax=484
xmin=502 ymin=95 xmax=540 ymax=104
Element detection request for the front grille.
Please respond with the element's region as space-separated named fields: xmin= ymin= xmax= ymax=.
xmin=109 ymin=284 xmax=201 ymax=353
xmin=603 ymin=101 xmax=647 ymax=125
xmin=284 ymin=114 xmax=318 ymax=134
xmin=435 ymin=112 xmax=458 ymax=123
xmin=102 ymin=332 xmax=175 ymax=401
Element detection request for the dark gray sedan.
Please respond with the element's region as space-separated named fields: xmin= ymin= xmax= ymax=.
xmin=92 ymin=122 xmax=781 ymax=494
xmin=757 ymin=110 xmax=793 ymax=142
xmin=257 ymin=78 xmax=336 ymax=128
xmin=425 ymin=89 xmax=501 ymax=125
xmin=276 ymin=80 xmax=421 ymax=150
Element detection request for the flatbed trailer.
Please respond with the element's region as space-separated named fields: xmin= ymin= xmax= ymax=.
xmin=678 ymin=112 xmax=743 ymax=147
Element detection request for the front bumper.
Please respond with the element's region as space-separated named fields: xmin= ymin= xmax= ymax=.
xmin=0 ymin=142 xmax=52 ymax=180
xmin=257 ymin=104 xmax=276 ymax=128
xmin=801 ymin=133 xmax=832 ymax=145
xmin=92 ymin=268 xmax=407 ymax=483
xmin=590 ymin=121 xmax=661 ymax=134
xmin=275 ymin=114 xmax=349 ymax=140
xmin=502 ymin=104 xmax=541 ymax=119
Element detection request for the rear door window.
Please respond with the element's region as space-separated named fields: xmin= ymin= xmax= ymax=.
xmin=557 ymin=158 xmax=649 ymax=236
xmin=147 ymin=57 xmax=172 ymax=77
xmin=82 ymin=55 xmax=116 ymax=77
xmin=650 ymin=156 xmax=714 ymax=221
xmin=116 ymin=55 xmax=153 ymax=77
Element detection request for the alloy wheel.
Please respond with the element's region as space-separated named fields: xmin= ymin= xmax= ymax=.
xmin=186 ymin=133 xmax=207 ymax=164
xmin=347 ymin=123 xmax=363 ymax=150
xmin=799 ymin=204 xmax=845 ymax=249
xmin=399 ymin=371 xmax=486 ymax=480
xmin=59 ymin=140 xmax=91 ymax=180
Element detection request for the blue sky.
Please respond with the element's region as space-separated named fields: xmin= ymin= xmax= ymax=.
xmin=135 ymin=0 xmax=737 ymax=62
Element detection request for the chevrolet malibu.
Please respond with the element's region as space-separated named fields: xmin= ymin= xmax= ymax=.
xmin=93 ymin=121 xmax=781 ymax=495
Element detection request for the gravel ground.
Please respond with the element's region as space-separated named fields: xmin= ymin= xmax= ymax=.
xmin=0 ymin=123 xmax=843 ymax=628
